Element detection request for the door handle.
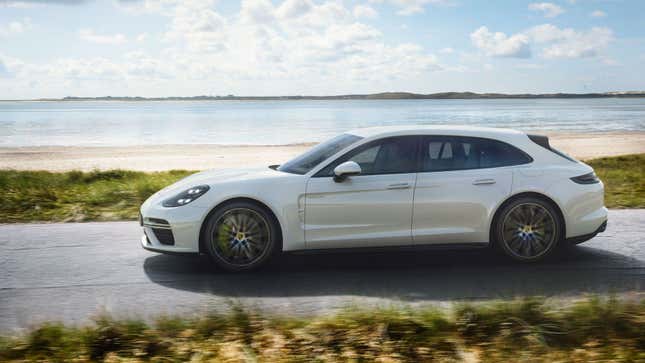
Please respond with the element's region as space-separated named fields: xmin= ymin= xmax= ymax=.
xmin=473 ymin=179 xmax=496 ymax=185
xmin=387 ymin=182 xmax=411 ymax=189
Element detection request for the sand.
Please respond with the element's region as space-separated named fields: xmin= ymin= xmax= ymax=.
xmin=1 ymin=132 xmax=643 ymax=172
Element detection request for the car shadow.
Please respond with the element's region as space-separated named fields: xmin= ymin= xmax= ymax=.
xmin=143 ymin=246 xmax=644 ymax=301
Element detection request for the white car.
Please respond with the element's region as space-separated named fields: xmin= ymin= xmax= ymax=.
xmin=140 ymin=126 xmax=608 ymax=271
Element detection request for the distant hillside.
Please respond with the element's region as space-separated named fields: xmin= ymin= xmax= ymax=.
xmin=28 ymin=91 xmax=645 ymax=101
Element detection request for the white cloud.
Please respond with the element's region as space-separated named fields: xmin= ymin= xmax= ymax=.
xmin=590 ymin=10 xmax=607 ymax=18
xmin=3 ymin=0 xmax=443 ymax=95
xmin=162 ymin=0 xmax=227 ymax=52
xmin=515 ymin=63 xmax=545 ymax=70
xmin=472 ymin=23 xmax=613 ymax=60
xmin=439 ymin=47 xmax=454 ymax=54
xmin=0 ymin=58 xmax=10 ymax=77
xmin=526 ymin=24 xmax=613 ymax=59
xmin=528 ymin=2 xmax=564 ymax=18
xmin=78 ymin=29 xmax=127 ymax=45
xmin=353 ymin=4 xmax=378 ymax=19
xmin=275 ymin=0 xmax=313 ymax=19
xmin=0 ymin=18 xmax=32 ymax=37
xmin=1 ymin=0 xmax=85 ymax=6
xmin=470 ymin=26 xmax=531 ymax=58
xmin=367 ymin=0 xmax=452 ymax=16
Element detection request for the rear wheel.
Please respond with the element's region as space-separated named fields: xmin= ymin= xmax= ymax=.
xmin=204 ymin=201 xmax=279 ymax=271
xmin=494 ymin=197 xmax=562 ymax=262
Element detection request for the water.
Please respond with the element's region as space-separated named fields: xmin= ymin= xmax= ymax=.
xmin=0 ymin=98 xmax=644 ymax=147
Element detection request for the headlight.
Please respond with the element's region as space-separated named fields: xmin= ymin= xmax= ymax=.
xmin=162 ymin=185 xmax=210 ymax=207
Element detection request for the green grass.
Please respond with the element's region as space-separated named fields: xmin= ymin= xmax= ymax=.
xmin=0 ymin=154 xmax=643 ymax=223
xmin=586 ymin=154 xmax=645 ymax=209
xmin=0 ymin=298 xmax=643 ymax=362
xmin=0 ymin=169 xmax=193 ymax=223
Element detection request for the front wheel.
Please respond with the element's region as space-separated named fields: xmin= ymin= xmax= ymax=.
xmin=203 ymin=201 xmax=279 ymax=271
xmin=493 ymin=197 xmax=563 ymax=262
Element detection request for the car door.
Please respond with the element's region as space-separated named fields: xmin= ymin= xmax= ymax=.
xmin=412 ymin=136 xmax=531 ymax=245
xmin=304 ymin=136 xmax=420 ymax=249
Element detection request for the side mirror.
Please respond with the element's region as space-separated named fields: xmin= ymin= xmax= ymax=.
xmin=333 ymin=161 xmax=362 ymax=182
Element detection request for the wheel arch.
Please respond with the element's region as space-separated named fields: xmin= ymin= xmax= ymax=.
xmin=489 ymin=191 xmax=566 ymax=245
xmin=198 ymin=197 xmax=283 ymax=254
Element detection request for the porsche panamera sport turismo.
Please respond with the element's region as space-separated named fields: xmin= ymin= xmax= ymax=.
xmin=140 ymin=126 xmax=608 ymax=271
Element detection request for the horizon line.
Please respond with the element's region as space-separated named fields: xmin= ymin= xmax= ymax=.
xmin=2 ymin=90 xmax=645 ymax=102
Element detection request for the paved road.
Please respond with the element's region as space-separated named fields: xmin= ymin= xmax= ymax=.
xmin=1 ymin=210 xmax=643 ymax=331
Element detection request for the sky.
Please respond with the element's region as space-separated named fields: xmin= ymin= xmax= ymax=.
xmin=0 ymin=0 xmax=644 ymax=98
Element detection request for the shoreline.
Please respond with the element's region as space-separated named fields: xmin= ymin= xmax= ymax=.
xmin=1 ymin=132 xmax=644 ymax=172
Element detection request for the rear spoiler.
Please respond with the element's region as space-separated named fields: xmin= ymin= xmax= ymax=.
xmin=527 ymin=134 xmax=550 ymax=150
xmin=527 ymin=134 xmax=577 ymax=162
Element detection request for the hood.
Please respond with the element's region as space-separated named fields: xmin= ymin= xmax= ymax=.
xmin=151 ymin=166 xmax=285 ymax=200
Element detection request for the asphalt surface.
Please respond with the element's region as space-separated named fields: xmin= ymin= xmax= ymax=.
xmin=1 ymin=209 xmax=643 ymax=331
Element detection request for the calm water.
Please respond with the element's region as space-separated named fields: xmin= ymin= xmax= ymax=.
xmin=1 ymin=98 xmax=644 ymax=147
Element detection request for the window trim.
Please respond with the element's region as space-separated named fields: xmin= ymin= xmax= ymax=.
xmin=418 ymin=135 xmax=533 ymax=173
xmin=312 ymin=136 xmax=422 ymax=178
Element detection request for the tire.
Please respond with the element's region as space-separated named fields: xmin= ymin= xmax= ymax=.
xmin=493 ymin=196 xmax=563 ymax=262
xmin=203 ymin=201 xmax=280 ymax=272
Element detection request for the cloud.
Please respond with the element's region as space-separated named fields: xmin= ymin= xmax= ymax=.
xmin=590 ymin=10 xmax=607 ymax=18
xmin=0 ymin=59 xmax=9 ymax=77
xmin=79 ymin=29 xmax=127 ymax=45
xmin=439 ymin=47 xmax=454 ymax=54
xmin=472 ymin=24 xmax=613 ymax=60
xmin=2 ymin=0 xmax=443 ymax=95
xmin=526 ymin=24 xmax=613 ymax=59
xmin=366 ymin=0 xmax=452 ymax=16
xmin=0 ymin=0 xmax=86 ymax=6
xmin=0 ymin=18 xmax=32 ymax=37
xmin=163 ymin=0 xmax=227 ymax=51
xmin=470 ymin=26 xmax=531 ymax=58
xmin=276 ymin=0 xmax=313 ymax=18
xmin=528 ymin=2 xmax=564 ymax=18
xmin=353 ymin=4 xmax=378 ymax=19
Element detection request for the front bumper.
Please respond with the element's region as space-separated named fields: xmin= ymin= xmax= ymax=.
xmin=139 ymin=199 xmax=207 ymax=254
xmin=141 ymin=234 xmax=199 ymax=255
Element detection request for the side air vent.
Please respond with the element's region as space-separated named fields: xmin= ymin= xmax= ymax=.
xmin=152 ymin=228 xmax=175 ymax=245
xmin=147 ymin=218 xmax=170 ymax=226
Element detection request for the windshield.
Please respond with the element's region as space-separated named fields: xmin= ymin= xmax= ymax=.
xmin=277 ymin=134 xmax=363 ymax=175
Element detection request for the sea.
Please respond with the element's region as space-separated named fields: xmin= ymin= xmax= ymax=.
xmin=1 ymin=98 xmax=644 ymax=147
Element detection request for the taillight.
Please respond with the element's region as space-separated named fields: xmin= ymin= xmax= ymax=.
xmin=571 ymin=172 xmax=600 ymax=184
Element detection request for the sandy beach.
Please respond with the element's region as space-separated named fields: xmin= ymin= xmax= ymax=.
xmin=1 ymin=132 xmax=643 ymax=172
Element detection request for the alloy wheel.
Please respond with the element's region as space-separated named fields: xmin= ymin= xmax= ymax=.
xmin=501 ymin=202 xmax=557 ymax=260
xmin=211 ymin=208 xmax=271 ymax=267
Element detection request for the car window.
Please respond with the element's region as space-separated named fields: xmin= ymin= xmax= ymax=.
xmin=315 ymin=136 xmax=419 ymax=177
xmin=277 ymin=133 xmax=362 ymax=175
xmin=420 ymin=136 xmax=532 ymax=172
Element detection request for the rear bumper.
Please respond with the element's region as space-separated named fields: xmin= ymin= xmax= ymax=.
xmin=566 ymin=219 xmax=607 ymax=245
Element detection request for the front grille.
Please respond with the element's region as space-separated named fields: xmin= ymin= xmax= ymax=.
xmin=152 ymin=228 xmax=175 ymax=245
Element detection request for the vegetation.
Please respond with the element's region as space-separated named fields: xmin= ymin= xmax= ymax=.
xmin=0 ymin=169 xmax=193 ymax=223
xmin=586 ymin=153 xmax=645 ymax=208
xmin=0 ymin=297 xmax=643 ymax=362
xmin=0 ymin=154 xmax=642 ymax=223
xmin=30 ymin=91 xmax=645 ymax=102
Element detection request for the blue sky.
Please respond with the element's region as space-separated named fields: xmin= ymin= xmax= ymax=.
xmin=1 ymin=0 xmax=644 ymax=98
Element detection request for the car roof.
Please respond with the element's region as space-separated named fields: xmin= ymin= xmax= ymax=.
xmin=346 ymin=125 xmax=527 ymax=140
